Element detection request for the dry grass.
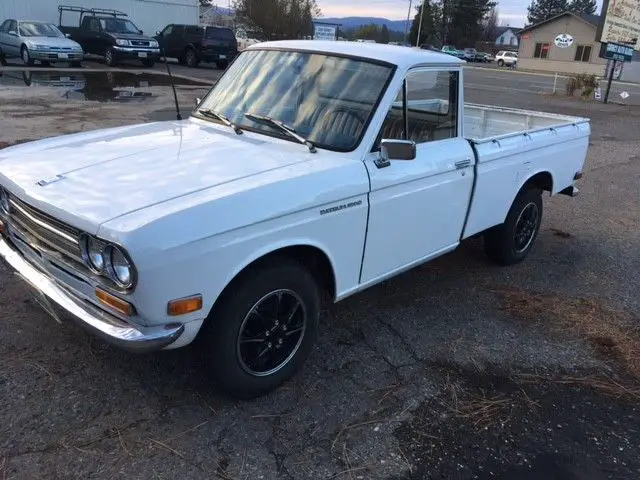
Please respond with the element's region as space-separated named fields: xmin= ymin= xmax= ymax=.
xmin=496 ymin=287 xmax=640 ymax=380
xmin=447 ymin=387 xmax=540 ymax=429
xmin=517 ymin=373 xmax=640 ymax=402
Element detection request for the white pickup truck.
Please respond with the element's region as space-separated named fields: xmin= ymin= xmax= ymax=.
xmin=0 ymin=41 xmax=589 ymax=398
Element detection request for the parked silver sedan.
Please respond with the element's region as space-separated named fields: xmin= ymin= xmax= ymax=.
xmin=0 ymin=19 xmax=84 ymax=67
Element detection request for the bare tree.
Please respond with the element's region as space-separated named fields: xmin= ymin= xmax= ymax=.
xmin=482 ymin=6 xmax=499 ymax=41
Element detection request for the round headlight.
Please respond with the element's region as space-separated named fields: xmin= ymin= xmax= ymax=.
xmin=109 ymin=246 xmax=133 ymax=288
xmin=0 ymin=188 xmax=10 ymax=214
xmin=84 ymin=236 xmax=105 ymax=272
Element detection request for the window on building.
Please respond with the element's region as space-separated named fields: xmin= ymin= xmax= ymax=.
xmin=510 ymin=37 xmax=517 ymax=46
xmin=574 ymin=45 xmax=592 ymax=62
xmin=533 ymin=42 xmax=550 ymax=59
xmin=499 ymin=35 xmax=504 ymax=44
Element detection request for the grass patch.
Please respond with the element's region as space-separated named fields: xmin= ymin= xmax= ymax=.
xmin=495 ymin=287 xmax=640 ymax=385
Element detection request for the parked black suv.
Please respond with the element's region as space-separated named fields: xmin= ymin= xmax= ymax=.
xmin=155 ymin=24 xmax=238 ymax=69
xmin=58 ymin=6 xmax=160 ymax=67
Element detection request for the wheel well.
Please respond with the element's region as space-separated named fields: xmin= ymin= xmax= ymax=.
xmin=217 ymin=245 xmax=336 ymax=306
xmin=524 ymin=171 xmax=553 ymax=193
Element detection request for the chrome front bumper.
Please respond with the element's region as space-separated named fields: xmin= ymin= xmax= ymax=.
xmin=0 ymin=236 xmax=184 ymax=352
xmin=31 ymin=50 xmax=84 ymax=61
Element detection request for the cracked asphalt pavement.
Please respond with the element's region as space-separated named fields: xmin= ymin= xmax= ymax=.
xmin=0 ymin=66 xmax=639 ymax=479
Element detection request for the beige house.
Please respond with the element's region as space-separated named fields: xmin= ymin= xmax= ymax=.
xmin=518 ymin=13 xmax=607 ymax=75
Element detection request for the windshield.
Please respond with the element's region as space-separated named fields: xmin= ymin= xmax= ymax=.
xmin=100 ymin=18 xmax=141 ymax=34
xmin=19 ymin=22 xmax=64 ymax=37
xmin=195 ymin=49 xmax=393 ymax=152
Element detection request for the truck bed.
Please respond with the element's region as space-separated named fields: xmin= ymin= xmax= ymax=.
xmin=463 ymin=103 xmax=589 ymax=142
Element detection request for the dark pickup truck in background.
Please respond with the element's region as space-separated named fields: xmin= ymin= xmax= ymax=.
xmin=155 ymin=24 xmax=238 ymax=69
xmin=58 ymin=5 xmax=160 ymax=67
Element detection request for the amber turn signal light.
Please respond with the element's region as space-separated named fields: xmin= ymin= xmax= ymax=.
xmin=96 ymin=288 xmax=135 ymax=317
xmin=168 ymin=295 xmax=203 ymax=316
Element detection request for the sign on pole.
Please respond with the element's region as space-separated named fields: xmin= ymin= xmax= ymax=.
xmin=599 ymin=42 xmax=635 ymax=62
xmin=596 ymin=0 xmax=640 ymax=51
xmin=313 ymin=22 xmax=340 ymax=41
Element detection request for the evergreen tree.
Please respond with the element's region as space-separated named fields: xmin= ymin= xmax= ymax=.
xmin=380 ymin=25 xmax=390 ymax=44
xmin=526 ymin=0 xmax=569 ymax=26
xmin=234 ymin=0 xmax=320 ymax=39
xmin=445 ymin=0 xmax=496 ymax=47
xmin=568 ymin=0 xmax=597 ymax=14
xmin=409 ymin=1 xmax=442 ymax=46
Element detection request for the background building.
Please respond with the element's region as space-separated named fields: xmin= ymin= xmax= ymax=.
xmin=517 ymin=12 xmax=606 ymax=75
xmin=494 ymin=27 xmax=520 ymax=49
xmin=0 ymin=0 xmax=199 ymax=37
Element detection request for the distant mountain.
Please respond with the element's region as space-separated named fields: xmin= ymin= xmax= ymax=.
xmin=317 ymin=17 xmax=410 ymax=32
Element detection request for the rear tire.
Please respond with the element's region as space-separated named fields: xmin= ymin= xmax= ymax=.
xmin=198 ymin=259 xmax=320 ymax=399
xmin=484 ymin=187 xmax=543 ymax=266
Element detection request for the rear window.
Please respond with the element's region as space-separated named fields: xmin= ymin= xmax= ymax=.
xmin=205 ymin=27 xmax=235 ymax=40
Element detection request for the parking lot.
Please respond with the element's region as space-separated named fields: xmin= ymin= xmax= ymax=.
xmin=1 ymin=54 xmax=640 ymax=480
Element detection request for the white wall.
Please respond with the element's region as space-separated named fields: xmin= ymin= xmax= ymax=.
xmin=619 ymin=52 xmax=640 ymax=84
xmin=0 ymin=0 xmax=198 ymax=36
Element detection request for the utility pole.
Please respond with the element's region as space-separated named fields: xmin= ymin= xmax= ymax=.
xmin=416 ymin=0 xmax=426 ymax=47
xmin=404 ymin=0 xmax=413 ymax=45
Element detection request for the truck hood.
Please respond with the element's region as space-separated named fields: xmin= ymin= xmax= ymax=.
xmin=0 ymin=119 xmax=315 ymax=234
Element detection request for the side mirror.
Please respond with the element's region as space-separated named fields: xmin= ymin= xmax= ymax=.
xmin=195 ymin=97 xmax=202 ymax=107
xmin=8 ymin=31 xmax=18 ymax=37
xmin=375 ymin=139 xmax=416 ymax=168
xmin=155 ymin=30 xmax=161 ymax=36
xmin=65 ymin=33 xmax=71 ymax=38
xmin=139 ymin=30 xmax=143 ymax=34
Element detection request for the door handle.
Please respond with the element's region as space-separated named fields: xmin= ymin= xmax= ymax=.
xmin=455 ymin=159 xmax=471 ymax=169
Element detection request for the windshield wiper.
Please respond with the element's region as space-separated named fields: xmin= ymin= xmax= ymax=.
xmin=197 ymin=108 xmax=243 ymax=135
xmin=244 ymin=112 xmax=316 ymax=153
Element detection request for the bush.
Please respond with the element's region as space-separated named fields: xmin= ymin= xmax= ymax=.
xmin=565 ymin=73 xmax=599 ymax=99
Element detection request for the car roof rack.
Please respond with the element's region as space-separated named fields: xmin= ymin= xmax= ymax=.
xmin=58 ymin=5 xmax=128 ymax=19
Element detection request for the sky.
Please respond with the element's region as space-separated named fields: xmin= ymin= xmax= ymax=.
xmin=317 ymin=0 xmax=573 ymax=28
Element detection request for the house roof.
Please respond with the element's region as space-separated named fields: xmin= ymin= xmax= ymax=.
xmin=495 ymin=26 xmax=522 ymax=36
xmin=519 ymin=12 xmax=601 ymax=34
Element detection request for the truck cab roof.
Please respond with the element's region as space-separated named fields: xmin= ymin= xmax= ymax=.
xmin=247 ymin=40 xmax=465 ymax=69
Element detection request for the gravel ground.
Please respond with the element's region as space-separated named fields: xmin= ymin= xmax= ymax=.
xmin=0 ymin=68 xmax=639 ymax=480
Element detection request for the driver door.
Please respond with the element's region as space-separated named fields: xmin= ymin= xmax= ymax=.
xmin=360 ymin=68 xmax=475 ymax=283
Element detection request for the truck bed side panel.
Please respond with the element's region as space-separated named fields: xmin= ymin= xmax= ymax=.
xmin=463 ymin=121 xmax=590 ymax=238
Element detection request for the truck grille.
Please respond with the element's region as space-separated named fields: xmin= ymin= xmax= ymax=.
xmin=8 ymin=195 xmax=83 ymax=264
xmin=130 ymin=40 xmax=150 ymax=47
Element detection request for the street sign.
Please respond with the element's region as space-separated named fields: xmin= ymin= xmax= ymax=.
xmin=594 ymin=87 xmax=602 ymax=100
xmin=599 ymin=42 xmax=635 ymax=62
xmin=620 ymin=91 xmax=630 ymax=99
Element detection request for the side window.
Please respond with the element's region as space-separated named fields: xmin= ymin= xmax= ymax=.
xmin=405 ymin=70 xmax=458 ymax=143
xmin=9 ymin=20 xmax=18 ymax=33
xmin=161 ymin=25 xmax=174 ymax=36
xmin=0 ymin=20 xmax=9 ymax=33
xmin=88 ymin=18 xmax=100 ymax=32
xmin=378 ymin=86 xmax=406 ymax=144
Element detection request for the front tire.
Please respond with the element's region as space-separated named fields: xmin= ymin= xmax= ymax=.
xmin=497 ymin=59 xmax=504 ymax=67
xmin=484 ymin=187 xmax=543 ymax=266
xmin=21 ymin=46 xmax=34 ymax=66
xmin=104 ymin=47 xmax=117 ymax=67
xmin=185 ymin=48 xmax=199 ymax=68
xmin=199 ymin=260 xmax=320 ymax=399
